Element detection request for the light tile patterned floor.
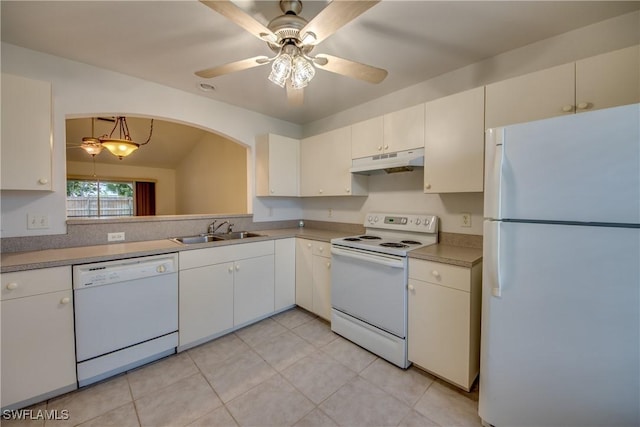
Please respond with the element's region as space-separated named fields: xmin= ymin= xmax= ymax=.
xmin=5 ymin=308 xmax=481 ymax=427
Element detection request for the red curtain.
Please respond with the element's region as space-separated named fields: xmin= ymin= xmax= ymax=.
xmin=135 ymin=181 xmax=156 ymax=216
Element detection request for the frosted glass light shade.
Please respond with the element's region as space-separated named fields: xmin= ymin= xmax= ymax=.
xmin=100 ymin=139 xmax=139 ymax=159
xmin=291 ymin=56 xmax=315 ymax=89
xmin=269 ymin=54 xmax=292 ymax=87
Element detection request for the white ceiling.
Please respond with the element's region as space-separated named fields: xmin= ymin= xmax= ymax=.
xmin=2 ymin=1 xmax=638 ymax=125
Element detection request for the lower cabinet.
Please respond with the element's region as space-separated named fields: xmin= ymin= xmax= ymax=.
xmin=408 ymin=259 xmax=482 ymax=391
xmin=1 ymin=267 xmax=76 ymax=409
xmin=179 ymin=241 xmax=275 ymax=349
xmin=274 ymin=238 xmax=296 ymax=311
xmin=295 ymin=238 xmax=332 ymax=320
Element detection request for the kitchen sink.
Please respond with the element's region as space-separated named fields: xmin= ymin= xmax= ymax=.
xmin=220 ymin=231 xmax=263 ymax=239
xmin=171 ymin=234 xmax=225 ymax=244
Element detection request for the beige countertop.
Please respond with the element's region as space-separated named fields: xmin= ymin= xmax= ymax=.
xmin=1 ymin=227 xmax=481 ymax=272
xmin=408 ymin=244 xmax=483 ymax=268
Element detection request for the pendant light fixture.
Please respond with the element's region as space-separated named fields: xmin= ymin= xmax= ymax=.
xmin=99 ymin=116 xmax=154 ymax=160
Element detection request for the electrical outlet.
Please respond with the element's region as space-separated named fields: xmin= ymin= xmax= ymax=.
xmin=461 ymin=213 xmax=472 ymax=228
xmin=27 ymin=213 xmax=49 ymax=229
xmin=108 ymin=232 xmax=125 ymax=242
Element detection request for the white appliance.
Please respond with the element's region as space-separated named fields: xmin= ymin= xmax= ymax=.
xmin=480 ymin=104 xmax=640 ymax=427
xmin=73 ymin=253 xmax=179 ymax=387
xmin=331 ymin=212 xmax=438 ymax=368
xmin=350 ymin=148 xmax=424 ymax=175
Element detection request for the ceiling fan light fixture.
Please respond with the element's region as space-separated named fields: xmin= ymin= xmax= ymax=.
xmin=80 ymin=137 xmax=104 ymax=156
xmin=269 ymin=53 xmax=293 ymax=87
xmin=290 ymin=55 xmax=315 ymax=89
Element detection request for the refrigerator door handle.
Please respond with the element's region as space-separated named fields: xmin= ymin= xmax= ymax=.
xmin=484 ymin=128 xmax=504 ymax=219
xmin=485 ymin=221 xmax=503 ymax=298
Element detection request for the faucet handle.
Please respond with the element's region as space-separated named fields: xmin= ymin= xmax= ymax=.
xmin=208 ymin=220 xmax=216 ymax=234
xmin=228 ymin=223 xmax=234 ymax=233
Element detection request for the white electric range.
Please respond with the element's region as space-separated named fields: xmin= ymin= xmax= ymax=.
xmin=330 ymin=212 xmax=438 ymax=368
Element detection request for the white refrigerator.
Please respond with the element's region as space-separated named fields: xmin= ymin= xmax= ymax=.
xmin=480 ymin=103 xmax=640 ymax=427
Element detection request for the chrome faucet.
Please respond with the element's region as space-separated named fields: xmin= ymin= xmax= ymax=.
xmin=208 ymin=220 xmax=233 ymax=234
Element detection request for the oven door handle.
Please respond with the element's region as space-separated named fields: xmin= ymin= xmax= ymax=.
xmin=331 ymin=246 xmax=405 ymax=268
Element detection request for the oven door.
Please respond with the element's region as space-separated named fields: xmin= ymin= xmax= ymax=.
xmin=331 ymin=245 xmax=407 ymax=338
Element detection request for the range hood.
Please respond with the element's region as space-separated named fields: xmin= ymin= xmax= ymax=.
xmin=350 ymin=148 xmax=424 ymax=175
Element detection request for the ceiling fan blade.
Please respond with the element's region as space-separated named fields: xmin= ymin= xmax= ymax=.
xmin=195 ymin=56 xmax=270 ymax=78
xmin=314 ymin=54 xmax=387 ymax=84
xmin=286 ymin=81 xmax=304 ymax=106
xmin=300 ymin=0 xmax=379 ymax=45
xmin=199 ymin=0 xmax=277 ymax=42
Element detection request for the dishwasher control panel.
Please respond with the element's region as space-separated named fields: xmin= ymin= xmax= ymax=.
xmin=73 ymin=253 xmax=178 ymax=289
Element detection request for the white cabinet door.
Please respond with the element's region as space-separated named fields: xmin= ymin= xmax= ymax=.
xmin=179 ymin=263 xmax=234 ymax=347
xmin=300 ymin=127 xmax=367 ymax=197
xmin=234 ymin=254 xmax=275 ymax=326
xmin=1 ymin=290 xmax=76 ymax=408
xmin=424 ymin=87 xmax=485 ymax=193
xmin=351 ymin=116 xmax=384 ymax=159
xmin=1 ymin=74 xmax=52 ymax=190
xmin=312 ymin=254 xmax=332 ymax=321
xmin=275 ymin=238 xmax=296 ymax=311
xmin=576 ymin=45 xmax=640 ymax=113
xmin=408 ymin=259 xmax=482 ymax=391
xmin=295 ymin=238 xmax=314 ymax=312
xmin=383 ymin=104 xmax=425 ymax=153
xmin=408 ymin=279 xmax=471 ymax=388
xmin=485 ymin=63 xmax=575 ymax=129
xmin=255 ymin=134 xmax=299 ymax=196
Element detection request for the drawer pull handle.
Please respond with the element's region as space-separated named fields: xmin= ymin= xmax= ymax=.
xmin=38 ymin=178 xmax=49 ymax=185
xmin=6 ymin=282 xmax=18 ymax=290
xmin=326 ymin=262 xmax=331 ymax=269
xmin=60 ymin=297 xmax=71 ymax=305
xmin=235 ymin=264 xmax=240 ymax=272
xmin=318 ymin=246 xmax=324 ymax=252
xmin=431 ymin=270 xmax=441 ymax=278
xmin=228 ymin=266 xmax=234 ymax=273
xmin=408 ymin=284 xmax=415 ymax=291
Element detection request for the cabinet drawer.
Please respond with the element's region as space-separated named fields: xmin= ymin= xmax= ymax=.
xmin=409 ymin=259 xmax=470 ymax=292
xmin=312 ymin=242 xmax=330 ymax=257
xmin=1 ymin=266 xmax=71 ymax=300
xmin=180 ymin=241 xmax=275 ymax=270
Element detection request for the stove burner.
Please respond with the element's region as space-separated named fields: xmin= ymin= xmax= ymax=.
xmin=343 ymin=237 xmax=362 ymax=241
xmin=401 ymin=240 xmax=422 ymax=245
xmin=380 ymin=242 xmax=409 ymax=248
xmin=359 ymin=235 xmax=382 ymax=240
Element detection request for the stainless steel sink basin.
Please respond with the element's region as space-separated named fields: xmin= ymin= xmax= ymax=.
xmin=220 ymin=231 xmax=263 ymax=240
xmin=171 ymin=234 xmax=225 ymax=244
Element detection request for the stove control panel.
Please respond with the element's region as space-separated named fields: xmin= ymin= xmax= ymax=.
xmin=365 ymin=212 xmax=438 ymax=233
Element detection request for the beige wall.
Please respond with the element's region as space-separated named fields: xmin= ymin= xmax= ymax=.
xmin=66 ymin=160 xmax=176 ymax=215
xmin=175 ymin=133 xmax=248 ymax=215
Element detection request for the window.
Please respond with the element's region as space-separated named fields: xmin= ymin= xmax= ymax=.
xmin=67 ymin=179 xmax=135 ymax=217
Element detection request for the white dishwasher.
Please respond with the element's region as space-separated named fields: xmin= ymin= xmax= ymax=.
xmin=73 ymin=253 xmax=178 ymax=387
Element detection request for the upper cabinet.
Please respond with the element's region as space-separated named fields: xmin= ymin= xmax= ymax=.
xmin=485 ymin=63 xmax=575 ymax=129
xmin=486 ymin=45 xmax=639 ymax=128
xmin=383 ymin=104 xmax=425 ymax=154
xmin=351 ymin=116 xmax=384 ymax=159
xmin=255 ymin=134 xmax=299 ymax=197
xmin=1 ymin=74 xmax=53 ymax=190
xmin=300 ymin=126 xmax=367 ymax=197
xmin=351 ymin=104 xmax=425 ymax=159
xmin=575 ymin=45 xmax=640 ymax=113
xmin=424 ymin=87 xmax=485 ymax=193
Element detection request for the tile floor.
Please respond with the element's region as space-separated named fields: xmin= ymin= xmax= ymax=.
xmin=6 ymin=308 xmax=482 ymax=427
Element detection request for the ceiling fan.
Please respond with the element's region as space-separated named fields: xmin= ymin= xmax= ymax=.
xmin=195 ymin=0 xmax=388 ymax=105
